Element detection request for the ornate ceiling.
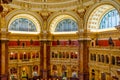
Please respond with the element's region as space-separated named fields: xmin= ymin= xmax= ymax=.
xmin=7 ymin=0 xmax=94 ymax=12
xmin=1 ymin=0 xmax=120 ymax=13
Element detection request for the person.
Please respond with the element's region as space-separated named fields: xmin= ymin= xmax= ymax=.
xmin=32 ymin=71 xmax=39 ymax=80
xmin=62 ymin=77 xmax=67 ymax=80
xmin=10 ymin=73 xmax=17 ymax=80
xmin=32 ymin=71 xmax=38 ymax=77
xmin=14 ymin=73 xmax=17 ymax=80
xmin=22 ymin=71 xmax=27 ymax=80
xmin=26 ymin=73 xmax=28 ymax=80
xmin=54 ymin=70 xmax=58 ymax=77
xmin=10 ymin=74 xmax=14 ymax=80
xmin=72 ymin=71 xmax=77 ymax=78
xmin=62 ymin=72 xmax=67 ymax=80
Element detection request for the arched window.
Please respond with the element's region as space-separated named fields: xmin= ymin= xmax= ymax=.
xmin=10 ymin=52 xmax=17 ymax=60
xmin=100 ymin=9 xmax=120 ymax=29
xmin=10 ymin=67 xmax=17 ymax=74
xmin=59 ymin=52 xmax=62 ymax=58
xmin=101 ymin=73 xmax=106 ymax=80
xmin=62 ymin=65 xmax=67 ymax=71
xmin=98 ymin=54 xmax=101 ymax=62
xmin=112 ymin=56 xmax=115 ymax=65
xmin=106 ymin=55 xmax=109 ymax=64
xmin=55 ymin=19 xmax=78 ymax=32
xmin=93 ymin=54 xmax=96 ymax=61
xmin=66 ymin=52 xmax=69 ymax=58
xmin=9 ymin=18 xmax=37 ymax=32
xmin=52 ymin=52 xmax=55 ymax=58
xmin=90 ymin=53 xmax=93 ymax=61
xmin=53 ymin=65 xmax=57 ymax=70
xmin=101 ymin=55 xmax=104 ymax=63
xmin=91 ymin=69 xmax=95 ymax=80
xmin=116 ymin=56 xmax=120 ymax=66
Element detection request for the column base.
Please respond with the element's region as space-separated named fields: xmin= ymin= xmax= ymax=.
xmin=40 ymin=69 xmax=48 ymax=79
xmin=0 ymin=74 xmax=8 ymax=80
xmin=79 ymin=72 xmax=89 ymax=80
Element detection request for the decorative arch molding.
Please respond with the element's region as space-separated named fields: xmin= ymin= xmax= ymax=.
xmin=5 ymin=9 xmax=43 ymax=34
xmin=47 ymin=11 xmax=82 ymax=34
xmin=84 ymin=0 xmax=120 ymax=32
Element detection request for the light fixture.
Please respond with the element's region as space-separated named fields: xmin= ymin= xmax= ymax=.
xmin=11 ymin=52 xmax=13 ymax=55
xmin=23 ymin=52 xmax=26 ymax=54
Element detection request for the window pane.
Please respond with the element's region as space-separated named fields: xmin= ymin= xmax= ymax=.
xmin=100 ymin=9 xmax=120 ymax=29
xmin=55 ymin=19 xmax=78 ymax=32
xmin=9 ymin=18 xmax=37 ymax=32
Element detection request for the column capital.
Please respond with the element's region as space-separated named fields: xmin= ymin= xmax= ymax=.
xmin=39 ymin=39 xmax=52 ymax=42
xmin=39 ymin=30 xmax=51 ymax=40
xmin=78 ymin=38 xmax=91 ymax=41
xmin=0 ymin=29 xmax=10 ymax=41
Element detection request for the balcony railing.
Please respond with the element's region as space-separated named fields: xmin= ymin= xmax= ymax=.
xmin=28 ymin=76 xmax=79 ymax=80
xmin=90 ymin=46 xmax=120 ymax=49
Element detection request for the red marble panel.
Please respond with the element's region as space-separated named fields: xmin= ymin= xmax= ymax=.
xmin=96 ymin=40 xmax=120 ymax=46
xmin=8 ymin=41 xmax=40 ymax=46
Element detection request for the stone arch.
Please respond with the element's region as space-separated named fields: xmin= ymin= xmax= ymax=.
xmin=47 ymin=11 xmax=82 ymax=34
xmin=84 ymin=1 xmax=120 ymax=31
xmin=5 ymin=9 xmax=43 ymax=33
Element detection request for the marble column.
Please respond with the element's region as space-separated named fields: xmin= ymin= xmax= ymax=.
xmin=40 ymin=40 xmax=51 ymax=79
xmin=78 ymin=38 xmax=90 ymax=80
xmin=40 ymin=40 xmax=44 ymax=78
xmin=0 ymin=31 xmax=9 ymax=80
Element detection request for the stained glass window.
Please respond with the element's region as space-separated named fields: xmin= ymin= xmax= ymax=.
xmin=55 ymin=19 xmax=78 ymax=32
xmin=9 ymin=18 xmax=37 ymax=32
xmin=100 ymin=9 xmax=120 ymax=29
